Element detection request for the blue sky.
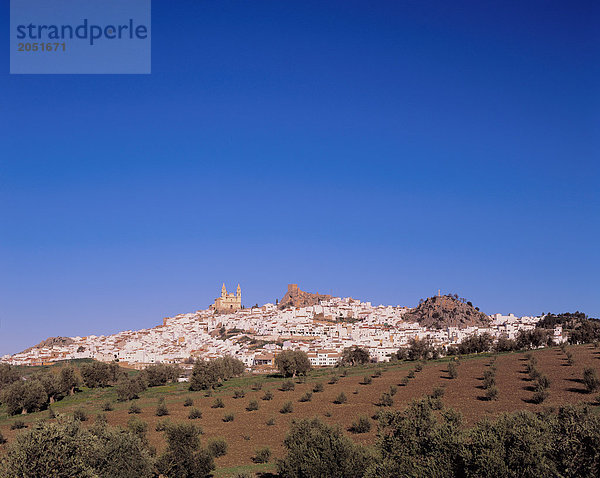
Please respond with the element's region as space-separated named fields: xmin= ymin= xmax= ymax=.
xmin=1 ymin=1 xmax=598 ymax=355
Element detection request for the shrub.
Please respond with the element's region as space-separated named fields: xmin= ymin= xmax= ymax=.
xmin=431 ymin=387 xmax=445 ymax=399
xmin=253 ymin=447 xmax=271 ymax=463
xmin=155 ymin=400 xmax=169 ymax=417
xmin=533 ymin=387 xmax=549 ymax=404
xmin=212 ymin=398 xmax=225 ymax=408
xmin=583 ymin=367 xmax=600 ymax=393
xmin=536 ymin=374 xmax=551 ymax=390
xmin=233 ymin=389 xmax=246 ymax=399
xmin=188 ymin=407 xmax=202 ymax=419
xmin=11 ymin=420 xmax=26 ymax=430
xmin=128 ymin=403 xmax=141 ymax=414
xmin=329 ymin=375 xmax=339 ymax=384
xmin=483 ymin=374 xmax=496 ymax=390
xmin=349 ymin=416 xmax=372 ymax=434
xmin=447 ymin=362 xmax=458 ymax=379
xmin=246 ymin=400 xmax=259 ymax=411
xmin=73 ymin=408 xmax=87 ymax=422
xmin=400 ymin=376 xmax=410 ymax=386
xmin=299 ymin=392 xmax=313 ymax=402
xmin=362 ymin=376 xmax=373 ymax=385
xmin=223 ymin=413 xmax=234 ymax=422
xmin=280 ymin=380 xmax=295 ymax=392
xmin=377 ymin=392 xmax=394 ymax=407
xmin=183 ymin=397 xmax=194 ymax=407
xmin=96 ymin=413 xmax=107 ymax=425
xmin=313 ymin=382 xmax=324 ymax=393
xmin=207 ymin=437 xmax=228 ymax=457
xmin=414 ymin=362 xmax=424 ymax=372
xmin=262 ymin=390 xmax=273 ymax=401
xmin=0 ymin=431 xmax=6 ymax=444
xmin=280 ymin=401 xmax=294 ymax=414
xmin=389 ymin=385 xmax=398 ymax=396
xmin=407 ymin=370 xmax=416 ymax=379
xmin=334 ymin=392 xmax=347 ymax=404
xmin=155 ymin=419 xmax=171 ymax=431
xmin=353 ymin=389 xmax=359 ymax=395
xmin=372 ymin=370 xmax=382 ymax=378
xmin=485 ymin=386 xmax=499 ymax=401
xmin=251 ymin=382 xmax=263 ymax=391
xmin=48 ymin=407 xmax=56 ymax=419
xmin=266 ymin=417 xmax=275 ymax=426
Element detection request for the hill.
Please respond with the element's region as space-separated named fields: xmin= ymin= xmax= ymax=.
xmin=403 ymin=294 xmax=490 ymax=329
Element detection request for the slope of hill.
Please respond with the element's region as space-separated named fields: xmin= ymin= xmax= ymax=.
xmin=403 ymin=294 xmax=490 ymax=329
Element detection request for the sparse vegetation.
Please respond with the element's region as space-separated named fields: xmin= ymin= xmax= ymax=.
xmin=280 ymin=401 xmax=293 ymax=414
xmin=262 ymin=390 xmax=274 ymax=401
xmin=253 ymin=446 xmax=271 ymax=463
xmin=212 ymin=398 xmax=225 ymax=408
xmin=223 ymin=413 xmax=235 ymax=422
xmin=246 ymin=400 xmax=259 ymax=411
xmin=349 ymin=415 xmax=372 ymax=433
xmin=188 ymin=407 xmax=202 ymax=419
xmin=334 ymin=392 xmax=347 ymax=404
xmin=207 ymin=437 xmax=228 ymax=457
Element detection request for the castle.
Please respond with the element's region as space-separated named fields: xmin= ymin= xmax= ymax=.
xmin=211 ymin=283 xmax=242 ymax=313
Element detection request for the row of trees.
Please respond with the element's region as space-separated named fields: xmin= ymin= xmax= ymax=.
xmin=277 ymin=398 xmax=600 ymax=478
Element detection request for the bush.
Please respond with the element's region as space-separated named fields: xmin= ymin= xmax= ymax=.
xmin=485 ymin=386 xmax=499 ymax=401
xmin=299 ymin=392 xmax=313 ymax=402
xmin=207 ymin=437 xmax=228 ymax=457
xmin=262 ymin=390 xmax=273 ymax=401
xmin=377 ymin=392 xmax=394 ymax=407
xmin=483 ymin=373 xmax=496 ymax=390
xmin=280 ymin=380 xmax=295 ymax=391
xmin=349 ymin=416 xmax=372 ymax=434
xmin=0 ymin=431 xmax=6 ymax=444
xmin=96 ymin=413 xmax=107 ymax=425
xmin=246 ymin=400 xmax=259 ymax=411
xmin=536 ymin=374 xmax=551 ymax=390
xmin=128 ymin=403 xmax=141 ymax=414
xmin=11 ymin=420 xmax=27 ymax=430
xmin=334 ymin=392 xmax=347 ymax=404
xmin=188 ymin=407 xmax=202 ymax=419
xmin=48 ymin=407 xmax=56 ymax=419
xmin=155 ymin=399 xmax=169 ymax=417
xmin=277 ymin=417 xmax=373 ymax=478
xmin=447 ymin=361 xmax=458 ymax=379
xmin=280 ymin=401 xmax=294 ymax=414
xmin=156 ymin=422 xmax=214 ymax=478
xmin=389 ymin=385 xmax=398 ymax=396
xmin=533 ymin=387 xmax=549 ymax=404
xmin=183 ymin=397 xmax=194 ymax=407
xmin=233 ymin=389 xmax=246 ymax=399
xmin=155 ymin=419 xmax=171 ymax=431
xmin=329 ymin=375 xmax=339 ymax=384
xmin=253 ymin=447 xmax=271 ymax=463
xmin=313 ymin=382 xmax=324 ymax=393
xmin=102 ymin=401 xmax=114 ymax=411
xmin=372 ymin=370 xmax=382 ymax=378
xmin=251 ymin=382 xmax=263 ymax=391
xmin=362 ymin=376 xmax=373 ymax=385
xmin=212 ymin=398 xmax=225 ymax=408
xmin=73 ymin=408 xmax=87 ymax=422
xmin=583 ymin=367 xmax=600 ymax=393
xmin=431 ymin=387 xmax=445 ymax=399
xmin=414 ymin=362 xmax=423 ymax=372
xmin=266 ymin=417 xmax=275 ymax=426
xmin=407 ymin=370 xmax=416 ymax=379
xmin=223 ymin=413 xmax=235 ymax=422
xmin=401 ymin=376 xmax=410 ymax=386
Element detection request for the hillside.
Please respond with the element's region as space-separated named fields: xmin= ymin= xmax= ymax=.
xmin=23 ymin=336 xmax=74 ymax=352
xmin=403 ymin=294 xmax=490 ymax=329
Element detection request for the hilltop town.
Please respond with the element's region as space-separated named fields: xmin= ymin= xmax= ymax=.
xmin=1 ymin=284 xmax=565 ymax=369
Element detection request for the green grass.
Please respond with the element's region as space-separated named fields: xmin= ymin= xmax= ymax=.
xmin=211 ymin=462 xmax=276 ymax=477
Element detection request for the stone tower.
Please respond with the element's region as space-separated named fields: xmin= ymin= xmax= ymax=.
xmin=212 ymin=283 xmax=242 ymax=313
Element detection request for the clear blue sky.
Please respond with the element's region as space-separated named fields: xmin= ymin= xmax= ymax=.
xmin=1 ymin=1 xmax=598 ymax=355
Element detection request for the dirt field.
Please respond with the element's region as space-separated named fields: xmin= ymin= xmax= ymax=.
xmin=1 ymin=344 xmax=600 ymax=475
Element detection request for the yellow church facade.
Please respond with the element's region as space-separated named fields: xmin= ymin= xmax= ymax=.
xmin=211 ymin=283 xmax=242 ymax=313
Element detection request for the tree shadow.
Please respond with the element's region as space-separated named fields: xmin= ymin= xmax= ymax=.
xmin=523 ymin=385 xmax=536 ymax=392
xmin=566 ymin=387 xmax=589 ymax=394
xmin=566 ymin=378 xmax=583 ymax=384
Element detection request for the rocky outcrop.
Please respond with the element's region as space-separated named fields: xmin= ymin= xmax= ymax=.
xmin=279 ymin=284 xmax=332 ymax=308
xmin=403 ymin=294 xmax=490 ymax=329
xmin=24 ymin=336 xmax=74 ymax=352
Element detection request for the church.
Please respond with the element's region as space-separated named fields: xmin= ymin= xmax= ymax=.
xmin=211 ymin=283 xmax=242 ymax=313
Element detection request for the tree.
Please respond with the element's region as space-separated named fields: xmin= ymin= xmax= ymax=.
xmin=0 ymin=418 xmax=153 ymax=478
xmin=59 ymin=366 xmax=78 ymax=396
xmin=277 ymin=418 xmax=373 ymax=478
xmin=142 ymin=363 xmax=181 ymax=387
xmin=0 ymin=364 xmax=21 ymax=390
xmin=275 ymin=350 xmax=311 ymax=378
xmin=80 ymin=362 xmax=125 ymax=388
xmin=341 ymin=346 xmax=371 ymax=366
xmin=155 ymin=423 xmax=215 ymax=478
xmin=115 ymin=375 xmax=147 ymax=401
xmin=582 ymin=367 xmax=600 ymax=393
xmin=189 ymin=361 xmax=220 ymax=391
xmin=1 ymin=379 xmax=48 ymax=415
xmin=366 ymin=398 xmax=464 ymax=478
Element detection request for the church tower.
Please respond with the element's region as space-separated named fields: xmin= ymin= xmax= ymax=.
xmin=221 ymin=283 xmax=227 ymax=298
xmin=212 ymin=283 xmax=242 ymax=313
xmin=236 ymin=284 xmax=241 ymax=299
